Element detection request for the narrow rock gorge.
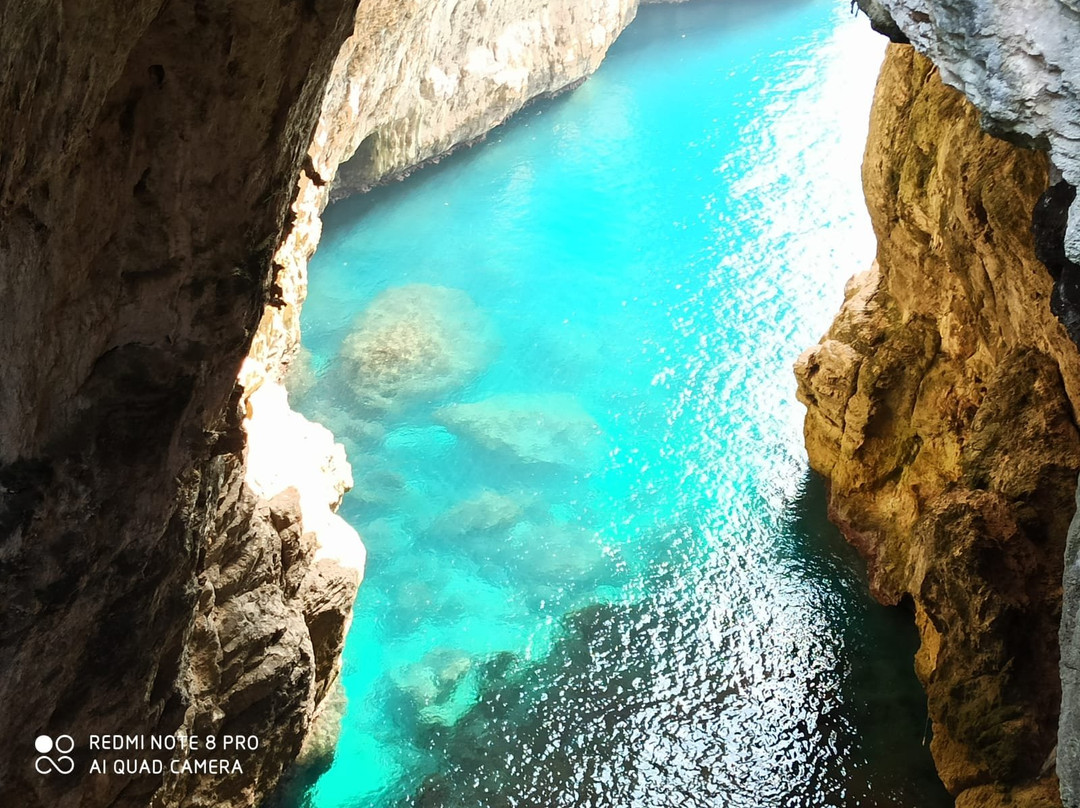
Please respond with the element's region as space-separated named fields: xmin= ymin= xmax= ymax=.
xmin=0 ymin=2 xmax=367 ymax=806
xmin=796 ymin=34 xmax=1080 ymax=808
xmin=7 ymin=0 xmax=1080 ymax=807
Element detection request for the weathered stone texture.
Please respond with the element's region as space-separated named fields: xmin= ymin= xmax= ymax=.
xmin=0 ymin=1 xmax=360 ymax=805
xmin=796 ymin=45 xmax=1080 ymax=807
xmin=877 ymin=0 xmax=1080 ymax=262
xmin=326 ymin=0 xmax=641 ymax=198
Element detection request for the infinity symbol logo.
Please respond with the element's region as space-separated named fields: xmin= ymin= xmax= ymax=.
xmin=34 ymin=735 xmax=75 ymax=775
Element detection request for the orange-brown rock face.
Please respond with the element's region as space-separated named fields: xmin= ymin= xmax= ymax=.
xmin=796 ymin=44 xmax=1080 ymax=806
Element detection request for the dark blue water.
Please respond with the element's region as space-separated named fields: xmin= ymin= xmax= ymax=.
xmin=288 ymin=2 xmax=952 ymax=806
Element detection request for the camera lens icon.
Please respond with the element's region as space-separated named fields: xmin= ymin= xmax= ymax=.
xmin=34 ymin=734 xmax=75 ymax=775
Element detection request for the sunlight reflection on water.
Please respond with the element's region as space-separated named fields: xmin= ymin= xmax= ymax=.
xmin=283 ymin=2 xmax=952 ymax=806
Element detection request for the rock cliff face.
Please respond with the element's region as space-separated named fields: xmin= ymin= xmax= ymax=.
xmin=796 ymin=44 xmax=1080 ymax=807
xmin=876 ymin=5 xmax=1080 ymax=803
xmin=872 ymin=0 xmax=1080 ymax=266
xmin=1 ymin=1 xmax=672 ymax=806
xmin=0 ymin=1 xmax=361 ymax=806
xmin=326 ymin=0 xmax=641 ymax=198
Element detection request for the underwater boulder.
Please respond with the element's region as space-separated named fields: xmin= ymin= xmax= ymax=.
xmin=509 ymin=521 xmax=613 ymax=584
xmin=390 ymin=648 xmax=475 ymax=725
xmin=435 ymin=393 xmax=604 ymax=466
xmin=432 ymin=489 xmax=526 ymax=539
xmin=348 ymin=454 xmax=407 ymax=506
xmin=338 ymin=284 xmax=497 ymax=411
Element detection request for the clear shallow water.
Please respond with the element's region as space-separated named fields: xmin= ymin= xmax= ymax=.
xmin=287 ymin=2 xmax=951 ymax=806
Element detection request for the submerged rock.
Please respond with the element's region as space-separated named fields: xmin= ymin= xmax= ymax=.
xmin=510 ymin=521 xmax=612 ymax=585
xmin=436 ymin=393 xmax=604 ymax=466
xmin=348 ymin=455 xmax=408 ymax=507
xmin=432 ymin=490 xmax=527 ymax=539
xmin=390 ymin=648 xmax=475 ymax=724
xmin=455 ymin=514 xmax=613 ymax=589
xmin=338 ymin=284 xmax=496 ymax=411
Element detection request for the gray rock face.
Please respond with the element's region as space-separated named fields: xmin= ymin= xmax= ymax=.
xmin=855 ymin=0 xmax=910 ymax=41
xmin=322 ymin=0 xmax=643 ymax=199
xmin=879 ymin=0 xmax=1080 ymax=259
xmin=1064 ymin=481 xmax=1080 ymax=808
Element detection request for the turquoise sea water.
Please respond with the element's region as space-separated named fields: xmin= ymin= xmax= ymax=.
xmin=288 ymin=2 xmax=952 ymax=806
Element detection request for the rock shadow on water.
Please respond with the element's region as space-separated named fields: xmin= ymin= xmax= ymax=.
xmin=264 ymin=680 xmax=350 ymax=808
xmin=435 ymin=392 xmax=606 ymax=467
xmin=395 ymin=601 xmax=658 ymax=808
xmin=394 ymin=579 xmax=950 ymax=808
xmin=337 ymin=283 xmax=498 ymax=414
xmin=774 ymin=470 xmax=951 ymax=806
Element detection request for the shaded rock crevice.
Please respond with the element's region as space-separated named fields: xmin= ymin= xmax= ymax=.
xmin=1034 ymin=181 xmax=1080 ymax=348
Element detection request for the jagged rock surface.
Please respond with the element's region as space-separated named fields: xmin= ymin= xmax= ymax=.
xmin=875 ymin=0 xmax=1080 ymax=272
xmin=850 ymin=3 xmax=1080 ymax=803
xmin=0 ymin=1 xmax=361 ymax=806
xmin=796 ymin=45 xmax=1080 ymax=807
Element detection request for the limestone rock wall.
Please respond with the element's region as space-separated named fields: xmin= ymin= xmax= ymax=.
xmin=796 ymin=45 xmax=1080 ymax=807
xmin=0 ymin=1 xmax=361 ymax=806
xmin=875 ymin=3 xmax=1080 ymax=802
xmin=325 ymin=0 xmax=641 ymax=198
xmin=875 ymin=0 xmax=1080 ymax=264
